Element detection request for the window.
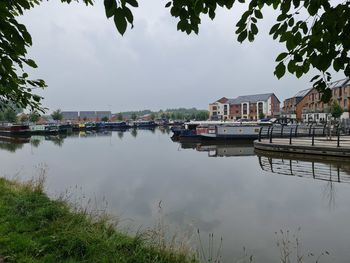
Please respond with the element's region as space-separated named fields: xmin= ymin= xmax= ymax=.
xmin=258 ymin=102 xmax=263 ymax=114
xmin=345 ymin=99 xmax=348 ymax=108
xmin=243 ymin=103 xmax=248 ymax=115
xmin=212 ymin=106 xmax=217 ymax=110
xmin=339 ymin=87 xmax=342 ymax=97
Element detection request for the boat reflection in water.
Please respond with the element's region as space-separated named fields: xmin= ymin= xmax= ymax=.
xmin=177 ymin=140 xmax=255 ymax=157
xmin=256 ymin=150 xmax=350 ymax=184
xmin=0 ymin=130 xmax=116 ymax=152
xmin=0 ymin=135 xmax=30 ymax=152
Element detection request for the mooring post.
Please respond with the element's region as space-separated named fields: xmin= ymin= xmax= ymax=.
xmin=308 ymin=123 xmax=313 ymax=137
xmin=258 ymin=127 xmax=263 ymax=142
xmin=281 ymin=125 xmax=284 ymax=138
xmin=312 ymin=127 xmax=315 ymax=146
xmin=337 ymin=128 xmax=340 ymax=147
xmin=289 ymin=128 xmax=293 ymax=145
xmin=270 ymin=126 xmax=274 ymax=143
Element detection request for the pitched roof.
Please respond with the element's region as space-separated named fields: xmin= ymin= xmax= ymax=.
xmin=227 ymin=93 xmax=275 ymax=104
xmin=330 ymin=78 xmax=350 ymax=89
xmin=294 ymin=88 xmax=311 ymax=98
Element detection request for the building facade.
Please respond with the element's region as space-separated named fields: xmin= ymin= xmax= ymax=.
xmin=282 ymin=78 xmax=350 ymax=122
xmin=209 ymin=93 xmax=280 ymax=120
xmin=61 ymin=111 xmax=79 ymax=121
xmin=62 ymin=111 xmax=112 ymax=122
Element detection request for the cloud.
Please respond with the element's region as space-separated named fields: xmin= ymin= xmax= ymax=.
xmin=20 ymin=1 xmax=344 ymax=112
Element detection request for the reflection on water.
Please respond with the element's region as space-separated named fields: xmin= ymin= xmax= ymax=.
xmin=256 ymin=150 xmax=350 ymax=184
xmin=177 ymin=141 xmax=255 ymax=157
xmin=1 ymin=128 xmax=350 ymax=262
xmin=0 ymin=136 xmax=30 ymax=153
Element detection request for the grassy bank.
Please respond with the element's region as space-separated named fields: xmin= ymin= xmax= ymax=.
xmin=0 ymin=177 xmax=197 ymax=263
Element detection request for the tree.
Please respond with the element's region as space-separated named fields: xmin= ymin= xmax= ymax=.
xmin=259 ymin=112 xmax=266 ymax=119
xmin=19 ymin=114 xmax=29 ymax=123
xmin=2 ymin=108 xmax=18 ymax=123
xmin=51 ymin=109 xmax=63 ymax=122
xmin=330 ymin=101 xmax=343 ymax=119
xmin=150 ymin=113 xmax=155 ymax=120
xmin=2 ymin=0 xmax=350 ymax=111
xmin=29 ymin=111 xmax=40 ymax=123
xmin=101 ymin=116 xmax=109 ymax=122
xmin=195 ymin=111 xmax=209 ymax=121
xmin=117 ymin=113 xmax=123 ymax=121
xmin=131 ymin=113 xmax=137 ymax=121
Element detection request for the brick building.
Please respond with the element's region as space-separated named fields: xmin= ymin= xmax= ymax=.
xmin=282 ymin=78 xmax=350 ymax=122
xmin=209 ymin=93 xmax=280 ymax=120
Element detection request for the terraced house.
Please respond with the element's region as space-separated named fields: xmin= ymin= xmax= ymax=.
xmin=209 ymin=93 xmax=280 ymax=120
xmin=282 ymin=78 xmax=350 ymax=122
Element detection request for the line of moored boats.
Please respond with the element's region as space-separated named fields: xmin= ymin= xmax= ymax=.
xmin=0 ymin=120 xmax=167 ymax=136
xmin=171 ymin=119 xmax=285 ymax=141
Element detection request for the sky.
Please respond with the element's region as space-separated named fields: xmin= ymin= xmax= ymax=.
xmin=20 ymin=1 xmax=344 ymax=113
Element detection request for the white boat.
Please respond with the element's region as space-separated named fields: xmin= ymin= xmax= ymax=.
xmin=198 ymin=124 xmax=262 ymax=139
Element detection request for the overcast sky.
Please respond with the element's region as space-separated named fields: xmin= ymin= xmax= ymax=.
xmin=21 ymin=1 xmax=344 ymax=113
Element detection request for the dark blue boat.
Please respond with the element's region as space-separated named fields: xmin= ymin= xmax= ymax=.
xmin=106 ymin=122 xmax=131 ymax=129
xmin=133 ymin=121 xmax=157 ymax=128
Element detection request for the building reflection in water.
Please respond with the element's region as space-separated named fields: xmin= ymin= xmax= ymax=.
xmin=256 ymin=150 xmax=350 ymax=184
xmin=177 ymin=141 xmax=255 ymax=157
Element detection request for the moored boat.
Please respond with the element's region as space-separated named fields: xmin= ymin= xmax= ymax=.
xmin=199 ymin=124 xmax=263 ymax=140
xmin=0 ymin=123 xmax=30 ymax=136
xmin=106 ymin=121 xmax=131 ymax=129
xmin=58 ymin=124 xmax=73 ymax=133
xmin=133 ymin=120 xmax=157 ymax=128
xmin=30 ymin=124 xmax=59 ymax=135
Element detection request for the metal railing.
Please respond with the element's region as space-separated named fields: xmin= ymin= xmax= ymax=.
xmin=258 ymin=124 xmax=349 ymax=147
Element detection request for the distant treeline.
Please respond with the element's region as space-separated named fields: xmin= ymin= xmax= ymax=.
xmin=117 ymin=108 xmax=209 ymax=121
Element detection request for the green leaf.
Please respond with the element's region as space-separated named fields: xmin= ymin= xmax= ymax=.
xmin=269 ymin=23 xmax=280 ymax=35
xmin=194 ymin=0 xmax=203 ymax=14
xmin=125 ymin=0 xmax=138 ymax=7
xmin=274 ymin=62 xmax=286 ymax=79
xmin=114 ymin=8 xmax=127 ymax=35
xmin=276 ymin=52 xmax=288 ymax=62
xmin=104 ymin=0 xmax=115 ymax=18
xmin=254 ymin=9 xmax=263 ymax=19
xmin=287 ymin=60 xmax=296 ymax=73
xmin=248 ymin=31 xmax=254 ymax=42
xmin=123 ymin=6 xmax=133 ymax=24
xmin=25 ymin=59 xmax=37 ymax=68
xmin=237 ymin=30 xmax=247 ymax=43
xmin=251 ymin=23 xmax=258 ymax=34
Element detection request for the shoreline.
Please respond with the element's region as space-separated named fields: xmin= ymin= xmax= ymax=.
xmin=0 ymin=177 xmax=197 ymax=263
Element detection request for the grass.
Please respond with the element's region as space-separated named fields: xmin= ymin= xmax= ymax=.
xmin=0 ymin=177 xmax=198 ymax=263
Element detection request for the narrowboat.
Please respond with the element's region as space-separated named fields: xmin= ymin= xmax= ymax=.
xmin=58 ymin=124 xmax=73 ymax=133
xmin=95 ymin=122 xmax=107 ymax=129
xmin=199 ymin=124 xmax=262 ymax=140
xmin=30 ymin=124 xmax=59 ymax=134
xmin=84 ymin=122 xmax=95 ymax=130
xmin=106 ymin=121 xmax=131 ymax=129
xmin=0 ymin=123 xmax=30 ymax=136
xmin=133 ymin=120 xmax=157 ymax=128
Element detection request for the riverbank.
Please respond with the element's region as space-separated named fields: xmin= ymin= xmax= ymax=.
xmin=0 ymin=177 xmax=197 ymax=263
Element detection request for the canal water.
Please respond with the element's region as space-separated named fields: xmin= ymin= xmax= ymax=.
xmin=1 ymin=128 xmax=350 ymax=262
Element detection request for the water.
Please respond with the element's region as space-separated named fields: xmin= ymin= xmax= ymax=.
xmin=1 ymin=128 xmax=350 ymax=262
